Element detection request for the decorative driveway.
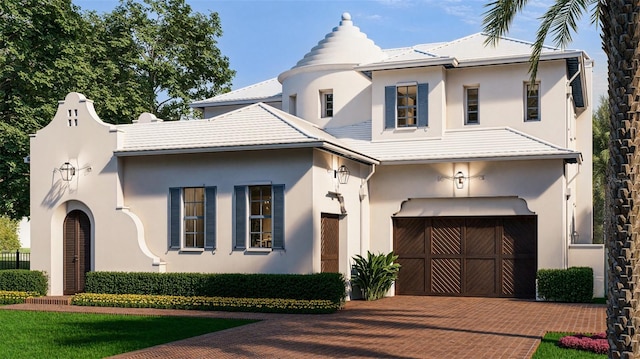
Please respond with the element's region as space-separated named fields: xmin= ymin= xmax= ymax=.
xmin=4 ymin=296 xmax=605 ymax=358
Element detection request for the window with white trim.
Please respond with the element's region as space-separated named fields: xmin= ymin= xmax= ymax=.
xmin=525 ymin=82 xmax=540 ymax=121
xmin=234 ymin=184 xmax=284 ymax=250
xmin=384 ymin=83 xmax=429 ymax=129
xmin=169 ymin=186 xmax=216 ymax=250
xmin=321 ymin=90 xmax=333 ymax=118
xmin=465 ymin=86 xmax=479 ymax=125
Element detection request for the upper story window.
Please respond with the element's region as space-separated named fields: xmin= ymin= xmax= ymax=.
xmin=384 ymin=83 xmax=429 ymax=130
xmin=169 ymin=186 xmax=217 ymax=250
xmin=396 ymin=85 xmax=417 ymax=127
xmin=234 ymin=184 xmax=285 ymax=250
xmin=525 ymin=83 xmax=540 ymax=121
xmin=465 ymin=87 xmax=479 ymax=125
xmin=289 ymin=94 xmax=297 ymax=116
xmin=321 ymin=90 xmax=333 ymax=118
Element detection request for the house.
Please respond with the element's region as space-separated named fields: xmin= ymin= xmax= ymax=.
xmin=30 ymin=13 xmax=603 ymax=298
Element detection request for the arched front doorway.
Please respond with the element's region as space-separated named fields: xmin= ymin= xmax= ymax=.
xmin=63 ymin=210 xmax=91 ymax=295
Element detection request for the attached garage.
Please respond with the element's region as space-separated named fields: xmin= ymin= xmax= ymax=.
xmin=392 ymin=198 xmax=537 ymax=298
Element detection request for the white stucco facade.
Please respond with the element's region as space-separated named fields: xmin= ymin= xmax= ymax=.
xmin=31 ymin=13 xmax=601 ymax=298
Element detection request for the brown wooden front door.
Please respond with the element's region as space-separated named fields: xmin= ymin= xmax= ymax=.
xmin=321 ymin=213 xmax=339 ymax=273
xmin=393 ymin=216 xmax=537 ymax=298
xmin=63 ymin=210 xmax=91 ymax=295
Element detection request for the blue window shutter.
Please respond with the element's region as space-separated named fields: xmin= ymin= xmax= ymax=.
xmin=417 ymin=83 xmax=429 ymax=127
xmin=272 ymin=185 xmax=285 ymax=249
xmin=169 ymin=188 xmax=181 ymax=249
xmin=384 ymin=86 xmax=396 ymax=129
xmin=234 ymin=186 xmax=247 ymax=250
xmin=204 ymin=186 xmax=216 ymax=249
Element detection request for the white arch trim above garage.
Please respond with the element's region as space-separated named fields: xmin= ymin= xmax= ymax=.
xmin=393 ymin=196 xmax=535 ymax=217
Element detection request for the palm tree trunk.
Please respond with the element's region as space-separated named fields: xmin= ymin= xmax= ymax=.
xmin=603 ymin=0 xmax=640 ymax=357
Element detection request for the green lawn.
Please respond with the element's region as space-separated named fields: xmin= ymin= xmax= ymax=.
xmin=0 ymin=310 xmax=256 ymax=358
xmin=532 ymin=332 xmax=607 ymax=359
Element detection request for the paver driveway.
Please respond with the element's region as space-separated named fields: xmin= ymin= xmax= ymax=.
xmin=5 ymin=296 xmax=605 ymax=358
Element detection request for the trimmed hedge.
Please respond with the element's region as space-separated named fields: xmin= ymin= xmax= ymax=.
xmin=0 ymin=270 xmax=47 ymax=296
xmin=72 ymin=293 xmax=340 ymax=314
xmin=85 ymin=272 xmax=346 ymax=305
xmin=537 ymin=267 xmax=593 ymax=303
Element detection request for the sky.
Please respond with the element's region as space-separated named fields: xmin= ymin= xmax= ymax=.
xmin=72 ymin=0 xmax=606 ymax=103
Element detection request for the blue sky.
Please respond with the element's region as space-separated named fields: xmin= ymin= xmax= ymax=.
xmin=73 ymin=0 xmax=606 ymax=102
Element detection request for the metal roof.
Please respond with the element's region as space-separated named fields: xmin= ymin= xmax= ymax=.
xmin=114 ymin=103 xmax=378 ymax=164
xmin=325 ymin=121 xmax=580 ymax=164
xmin=190 ymin=78 xmax=282 ymax=108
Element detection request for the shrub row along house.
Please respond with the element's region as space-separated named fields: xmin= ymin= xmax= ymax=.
xmin=30 ymin=13 xmax=603 ymax=298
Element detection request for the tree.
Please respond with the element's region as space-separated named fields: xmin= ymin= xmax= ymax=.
xmin=483 ymin=1 xmax=639 ymax=356
xmin=0 ymin=216 xmax=20 ymax=251
xmin=0 ymin=0 xmax=234 ymax=219
xmin=95 ymin=0 xmax=234 ymax=122
xmin=592 ymin=96 xmax=609 ymax=244
xmin=0 ymin=0 xmax=96 ymax=220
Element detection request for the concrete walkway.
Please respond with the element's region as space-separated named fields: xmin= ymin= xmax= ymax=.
xmin=2 ymin=296 xmax=605 ymax=358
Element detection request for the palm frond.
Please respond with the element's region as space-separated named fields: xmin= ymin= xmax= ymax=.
xmin=482 ymin=0 xmax=530 ymax=46
xmin=528 ymin=0 xmax=591 ymax=83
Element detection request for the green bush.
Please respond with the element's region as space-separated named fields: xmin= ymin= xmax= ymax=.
xmin=351 ymin=251 xmax=401 ymax=301
xmin=537 ymin=267 xmax=593 ymax=303
xmin=0 ymin=270 xmax=47 ymax=296
xmin=72 ymin=293 xmax=340 ymax=314
xmin=85 ymin=272 xmax=346 ymax=305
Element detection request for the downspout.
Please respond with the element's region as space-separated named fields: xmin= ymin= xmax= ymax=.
xmin=359 ymin=164 xmax=376 ymax=256
xmin=564 ymin=62 xmax=581 ymax=268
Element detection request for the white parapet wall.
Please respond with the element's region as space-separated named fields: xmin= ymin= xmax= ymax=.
xmin=568 ymin=244 xmax=605 ymax=298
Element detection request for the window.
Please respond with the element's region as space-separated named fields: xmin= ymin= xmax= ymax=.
xmin=385 ymin=83 xmax=428 ymax=129
xmin=321 ymin=91 xmax=333 ymax=118
xmin=396 ymin=85 xmax=417 ymax=127
xmin=465 ymin=87 xmax=479 ymax=124
xmin=289 ymin=94 xmax=297 ymax=116
xmin=169 ymin=187 xmax=216 ymax=250
xmin=525 ymin=83 xmax=540 ymax=121
xmin=234 ymin=184 xmax=284 ymax=250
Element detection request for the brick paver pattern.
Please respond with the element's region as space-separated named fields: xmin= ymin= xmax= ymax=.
xmin=3 ymin=296 xmax=605 ymax=359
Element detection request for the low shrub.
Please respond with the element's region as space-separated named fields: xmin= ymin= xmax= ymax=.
xmin=0 ymin=270 xmax=48 ymax=296
xmin=558 ymin=332 xmax=608 ymax=354
xmin=351 ymin=251 xmax=401 ymax=301
xmin=0 ymin=290 xmax=41 ymax=304
xmin=72 ymin=293 xmax=340 ymax=314
xmin=537 ymin=267 xmax=593 ymax=302
xmin=85 ymin=272 xmax=346 ymax=305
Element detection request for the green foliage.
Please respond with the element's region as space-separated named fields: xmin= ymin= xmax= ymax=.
xmin=0 ymin=0 xmax=234 ymax=219
xmin=85 ymin=272 xmax=346 ymax=305
xmin=73 ymin=293 xmax=340 ymax=314
xmin=537 ymin=267 xmax=593 ymax=303
xmin=532 ymin=332 xmax=607 ymax=359
xmin=0 ymin=216 xmax=20 ymax=251
xmin=0 ymin=290 xmax=41 ymax=304
xmin=592 ymin=96 xmax=609 ymax=244
xmin=0 ymin=310 xmax=253 ymax=358
xmin=0 ymin=270 xmax=47 ymax=296
xmin=351 ymin=251 xmax=401 ymax=301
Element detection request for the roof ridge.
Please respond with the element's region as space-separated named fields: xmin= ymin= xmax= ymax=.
xmin=503 ymin=127 xmax=574 ymax=151
xmin=256 ymin=103 xmax=323 ymax=140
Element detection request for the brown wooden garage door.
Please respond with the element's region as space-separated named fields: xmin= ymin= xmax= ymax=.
xmin=393 ymin=216 xmax=537 ymax=298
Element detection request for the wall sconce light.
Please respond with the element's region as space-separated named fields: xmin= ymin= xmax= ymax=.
xmin=59 ymin=162 xmax=76 ymax=181
xmin=336 ymin=165 xmax=350 ymax=185
xmin=454 ymin=171 xmax=465 ymax=189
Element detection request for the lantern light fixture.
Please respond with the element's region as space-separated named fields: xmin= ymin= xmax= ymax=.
xmin=336 ymin=165 xmax=350 ymax=185
xmin=59 ymin=162 xmax=76 ymax=182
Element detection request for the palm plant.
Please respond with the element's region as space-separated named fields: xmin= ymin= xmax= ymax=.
xmin=351 ymin=251 xmax=401 ymax=301
xmin=483 ymin=1 xmax=639 ymax=356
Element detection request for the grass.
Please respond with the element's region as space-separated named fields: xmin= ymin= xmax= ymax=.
xmin=0 ymin=310 xmax=256 ymax=358
xmin=532 ymin=332 xmax=607 ymax=359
